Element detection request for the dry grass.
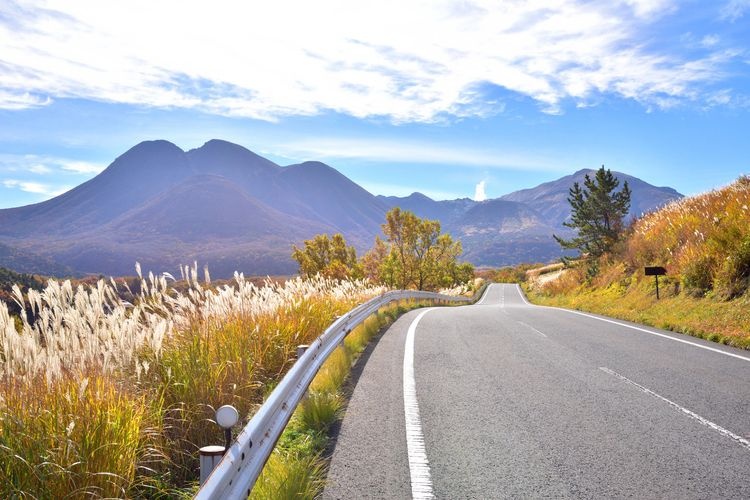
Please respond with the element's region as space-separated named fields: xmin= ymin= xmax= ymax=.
xmin=529 ymin=176 xmax=750 ymax=348
xmin=624 ymin=176 xmax=750 ymax=298
xmin=0 ymin=264 xmax=387 ymax=496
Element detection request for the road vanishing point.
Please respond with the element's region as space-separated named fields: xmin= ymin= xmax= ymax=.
xmin=323 ymin=283 xmax=750 ymax=499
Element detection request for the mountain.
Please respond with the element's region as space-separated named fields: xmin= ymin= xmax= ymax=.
xmin=0 ymin=140 xmax=683 ymax=276
xmin=500 ymin=168 xmax=682 ymax=227
xmin=0 ymin=140 xmax=387 ymax=277
xmin=0 ymin=241 xmax=74 ymax=277
xmin=376 ymin=193 xmax=476 ymax=226
xmin=379 ymin=169 xmax=682 ymax=266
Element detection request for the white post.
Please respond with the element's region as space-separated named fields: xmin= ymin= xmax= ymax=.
xmin=199 ymin=445 xmax=226 ymax=485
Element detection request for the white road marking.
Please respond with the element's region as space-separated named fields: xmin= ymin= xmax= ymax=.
xmin=404 ymin=309 xmax=435 ymax=499
xmin=515 ymin=284 xmax=531 ymax=305
xmin=600 ymin=367 xmax=750 ymax=451
xmin=514 ymin=285 xmax=750 ymax=363
xmin=475 ymin=284 xmax=493 ymax=305
xmin=516 ymin=321 xmax=547 ymax=337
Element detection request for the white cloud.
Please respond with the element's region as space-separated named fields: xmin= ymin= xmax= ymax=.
xmin=0 ymin=0 xmax=738 ymax=121
xmin=275 ymin=137 xmax=563 ymax=171
xmin=3 ymin=179 xmax=70 ymax=196
xmin=474 ymin=180 xmax=487 ymax=201
xmin=0 ymin=154 xmax=104 ymax=175
xmin=27 ymin=164 xmax=52 ymax=174
xmin=59 ymin=160 xmax=105 ymax=174
xmin=701 ymin=35 xmax=720 ymax=48
xmin=720 ymin=0 xmax=750 ymax=21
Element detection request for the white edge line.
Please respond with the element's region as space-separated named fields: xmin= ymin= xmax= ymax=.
xmin=515 ymin=284 xmax=531 ymax=305
xmin=514 ymin=285 xmax=750 ymax=363
xmin=600 ymin=367 xmax=750 ymax=451
xmin=404 ymin=308 xmax=436 ymax=499
xmin=475 ymin=283 xmax=493 ymax=305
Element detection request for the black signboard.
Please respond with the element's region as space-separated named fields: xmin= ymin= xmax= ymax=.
xmin=645 ymin=266 xmax=667 ymax=276
xmin=645 ymin=266 xmax=667 ymax=298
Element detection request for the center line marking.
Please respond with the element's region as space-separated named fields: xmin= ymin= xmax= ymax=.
xmin=600 ymin=367 xmax=750 ymax=452
xmin=516 ymin=321 xmax=547 ymax=337
xmin=404 ymin=309 xmax=435 ymax=499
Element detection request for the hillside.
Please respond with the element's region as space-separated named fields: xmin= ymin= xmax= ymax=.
xmin=0 ymin=140 xmax=387 ymax=277
xmin=500 ymin=168 xmax=681 ymax=227
xmin=0 ymin=139 xmax=681 ymax=277
xmin=528 ymin=176 xmax=750 ymax=348
xmin=380 ymin=170 xmax=682 ymax=266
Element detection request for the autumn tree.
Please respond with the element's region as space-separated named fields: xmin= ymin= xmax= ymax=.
xmin=292 ymin=233 xmax=362 ymax=280
xmin=554 ymin=166 xmax=631 ymax=267
xmin=377 ymin=207 xmax=473 ymax=290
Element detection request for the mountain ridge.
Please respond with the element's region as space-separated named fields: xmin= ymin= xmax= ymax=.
xmin=0 ymin=140 xmax=683 ymax=277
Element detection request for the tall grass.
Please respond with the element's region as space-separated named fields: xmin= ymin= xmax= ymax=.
xmin=530 ymin=176 xmax=750 ymax=347
xmin=0 ymin=264 xmax=386 ymax=496
xmin=625 ymin=176 xmax=750 ymax=298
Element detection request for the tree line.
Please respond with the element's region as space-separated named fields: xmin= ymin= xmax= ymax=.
xmin=292 ymin=207 xmax=474 ymax=290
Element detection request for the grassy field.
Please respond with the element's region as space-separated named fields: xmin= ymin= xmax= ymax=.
xmin=527 ymin=269 xmax=750 ymax=348
xmin=0 ymin=264 xmax=389 ymax=497
xmin=0 ymin=263 xmax=478 ymax=497
xmin=526 ymin=176 xmax=750 ymax=349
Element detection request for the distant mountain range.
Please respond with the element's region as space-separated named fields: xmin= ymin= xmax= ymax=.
xmin=0 ymin=140 xmax=682 ymax=277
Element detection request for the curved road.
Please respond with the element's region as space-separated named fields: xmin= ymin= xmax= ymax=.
xmin=323 ymin=283 xmax=750 ymax=499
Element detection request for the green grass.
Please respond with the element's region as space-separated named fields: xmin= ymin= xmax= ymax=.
xmin=527 ymin=274 xmax=750 ymax=349
xmin=249 ymin=286 xmax=488 ymax=498
xmin=249 ymin=300 xmax=426 ymax=498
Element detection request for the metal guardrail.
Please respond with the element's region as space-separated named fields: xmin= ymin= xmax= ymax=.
xmin=195 ymin=288 xmax=481 ymax=499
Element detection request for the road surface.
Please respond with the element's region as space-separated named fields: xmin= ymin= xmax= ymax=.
xmin=323 ymin=283 xmax=750 ymax=499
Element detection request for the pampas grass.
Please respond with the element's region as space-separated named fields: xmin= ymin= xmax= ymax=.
xmin=0 ymin=264 xmax=386 ymax=496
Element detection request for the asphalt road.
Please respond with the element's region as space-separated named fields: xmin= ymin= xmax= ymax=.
xmin=323 ymin=283 xmax=750 ymax=499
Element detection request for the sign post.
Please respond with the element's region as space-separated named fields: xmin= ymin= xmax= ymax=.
xmin=644 ymin=266 xmax=667 ymax=299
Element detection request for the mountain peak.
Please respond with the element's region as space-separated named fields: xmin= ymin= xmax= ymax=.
xmin=122 ymin=139 xmax=183 ymax=156
xmin=406 ymin=192 xmax=434 ymax=201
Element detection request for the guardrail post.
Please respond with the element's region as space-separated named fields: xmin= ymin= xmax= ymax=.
xmin=296 ymin=344 xmax=309 ymax=359
xmin=199 ymin=405 xmax=239 ymax=486
xmin=297 ymin=344 xmax=310 ymax=402
xmin=199 ymin=446 xmax=226 ymax=486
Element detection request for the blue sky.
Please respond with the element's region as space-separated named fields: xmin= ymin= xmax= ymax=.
xmin=1 ymin=0 xmax=749 ymax=209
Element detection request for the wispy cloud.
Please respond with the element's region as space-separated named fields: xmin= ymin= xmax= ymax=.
xmin=274 ymin=137 xmax=563 ymax=171
xmin=58 ymin=160 xmax=105 ymax=174
xmin=3 ymin=179 xmax=70 ymax=196
xmin=720 ymin=0 xmax=750 ymax=21
xmin=0 ymin=0 xmax=743 ymax=121
xmin=0 ymin=154 xmax=104 ymax=175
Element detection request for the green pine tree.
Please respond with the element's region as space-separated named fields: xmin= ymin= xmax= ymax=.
xmin=554 ymin=166 xmax=632 ymax=267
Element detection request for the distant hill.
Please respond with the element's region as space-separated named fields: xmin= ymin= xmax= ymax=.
xmin=0 ymin=241 xmax=74 ymax=277
xmin=379 ymin=169 xmax=682 ymax=266
xmin=0 ymin=140 xmax=683 ymax=276
xmin=500 ymin=168 xmax=682 ymax=227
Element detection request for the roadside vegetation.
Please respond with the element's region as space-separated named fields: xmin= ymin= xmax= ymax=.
xmin=525 ymin=174 xmax=750 ymax=348
xmin=0 ymin=208 xmax=478 ymax=497
xmin=0 ymin=265 xmax=389 ymax=497
xmin=293 ymin=207 xmax=475 ymax=291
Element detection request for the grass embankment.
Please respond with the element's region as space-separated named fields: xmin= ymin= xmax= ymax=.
xmin=0 ymin=266 xmax=387 ymax=497
xmin=253 ymin=279 xmax=486 ymax=498
xmin=0 ymin=264 xmax=481 ymax=498
xmin=251 ymin=302 xmax=412 ymax=498
xmin=527 ymin=176 xmax=750 ymax=349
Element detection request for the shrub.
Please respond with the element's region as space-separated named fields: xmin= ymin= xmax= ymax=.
xmin=681 ymin=256 xmax=715 ymax=297
xmin=715 ymin=234 xmax=750 ymax=299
